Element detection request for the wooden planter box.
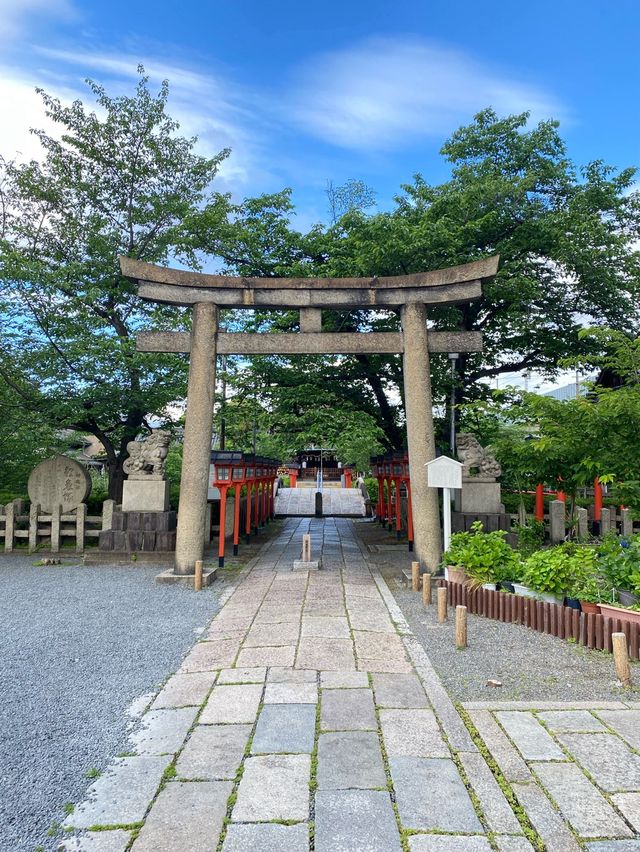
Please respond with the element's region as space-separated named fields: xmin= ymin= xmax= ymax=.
xmin=598 ymin=603 xmax=640 ymax=626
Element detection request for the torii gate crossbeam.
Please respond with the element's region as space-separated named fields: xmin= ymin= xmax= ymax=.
xmin=119 ymin=254 xmax=499 ymax=577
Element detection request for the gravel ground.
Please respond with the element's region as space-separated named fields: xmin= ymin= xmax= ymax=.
xmin=356 ymin=521 xmax=640 ymax=703
xmin=0 ymin=553 xmax=234 ymax=852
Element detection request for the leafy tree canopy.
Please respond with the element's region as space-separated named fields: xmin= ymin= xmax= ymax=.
xmin=197 ymin=109 xmax=640 ymax=456
xmin=0 ymin=69 xmax=230 ymax=498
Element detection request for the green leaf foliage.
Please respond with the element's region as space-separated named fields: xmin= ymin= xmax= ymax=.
xmin=0 ymin=69 xmax=231 ymax=498
xmin=443 ymin=521 xmax=521 ymax=584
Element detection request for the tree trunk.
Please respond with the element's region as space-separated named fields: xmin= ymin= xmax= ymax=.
xmin=107 ymin=456 xmax=126 ymax=503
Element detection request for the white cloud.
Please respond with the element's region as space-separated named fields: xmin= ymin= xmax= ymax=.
xmin=0 ymin=0 xmax=75 ymax=43
xmin=0 ymin=49 xmax=272 ymax=197
xmin=0 ymin=70 xmax=83 ymax=161
xmin=289 ymin=36 xmax=564 ymax=151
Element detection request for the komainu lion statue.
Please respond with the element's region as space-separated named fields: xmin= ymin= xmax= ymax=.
xmin=456 ymin=433 xmax=502 ymax=478
xmin=123 ymin=430 xmax=171 ymax=480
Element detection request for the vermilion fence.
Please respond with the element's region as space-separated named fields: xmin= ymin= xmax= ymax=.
xmin=440 ymin=581 xmax=640 ymax=661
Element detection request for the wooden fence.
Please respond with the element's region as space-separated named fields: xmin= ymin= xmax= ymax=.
xmin=442 ymin=580 xmax=640 ymax=661
xmin=0 ymin=499 xmax=115 ymax=553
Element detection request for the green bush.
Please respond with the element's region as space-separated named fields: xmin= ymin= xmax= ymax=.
xmin=514 ymin=520 xmax=545 ymax=558
xmin=364 ymin=477 xmax=378 ymax=504
xmin=443 ymin=521 xmax=522 ymax=585
xmin=523 ymin=543 xmax=598 ymax=597
xmin=597 ymin=532 xmax=640 ymax=591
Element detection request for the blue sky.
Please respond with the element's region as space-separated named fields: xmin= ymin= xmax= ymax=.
xmin=1 ymin=0 xmax=639 ymax=230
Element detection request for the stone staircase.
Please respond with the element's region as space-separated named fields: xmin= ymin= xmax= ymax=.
xmin=275 ymin=487 xmax=366 ymax=517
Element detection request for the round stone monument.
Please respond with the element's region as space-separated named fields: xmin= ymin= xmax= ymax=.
xmin=28 ymin=456 xmax=92 ymax=514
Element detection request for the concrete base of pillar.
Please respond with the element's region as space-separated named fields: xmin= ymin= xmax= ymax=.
xmin=155 ymin=567 xmax=218 ymax=586
xmin=293 ymin=560 xmax=320 ymax=570
xmin=122 ymin=479 xmax=170 ymax=512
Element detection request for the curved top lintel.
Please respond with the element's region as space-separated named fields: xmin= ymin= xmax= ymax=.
xmin=119 ymin=255 xmax=499 ymax=307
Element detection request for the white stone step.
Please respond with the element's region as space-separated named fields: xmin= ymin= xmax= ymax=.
xmin=275 ymin=488 xmax=366 ymax=517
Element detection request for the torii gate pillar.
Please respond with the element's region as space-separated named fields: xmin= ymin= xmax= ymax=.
xmin=175 ymin=302 xmax=218 ymax=574
xmin=401 ymin=303 xmax=442 ymax=572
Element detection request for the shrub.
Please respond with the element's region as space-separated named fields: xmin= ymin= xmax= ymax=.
xmin=443 ymin=521 xmax=521 ymax=585
xmin=514 ymin=520 xmax=545 ymax=558
xmin=523 ymin=543 xmax=598 ymax=597
xmin=597 ymin=532 xmax=640 ymax=591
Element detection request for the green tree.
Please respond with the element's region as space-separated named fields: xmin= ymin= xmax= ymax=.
xmin=316 ymin=112 xmax=640 ymax=419
xmin=199 ymin=111 xmax=640 ymax=454
xmin=0 ymin=70 xmax=230 ymax=499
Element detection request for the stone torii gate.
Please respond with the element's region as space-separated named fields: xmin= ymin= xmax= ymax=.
xmin=119 ymin=255 xmax=499 ymax=577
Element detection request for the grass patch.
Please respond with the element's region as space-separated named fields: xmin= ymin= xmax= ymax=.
xmin=456 ymin=705 xmax=545 ymax=851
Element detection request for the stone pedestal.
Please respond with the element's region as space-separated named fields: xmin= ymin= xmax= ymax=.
xmin=98 ymin=510 xmax=177 ymax=553
xmin=122 ymin=479 xmax=170 ymax=512
xmin=455 ymin=478 xmax=503 ymax=514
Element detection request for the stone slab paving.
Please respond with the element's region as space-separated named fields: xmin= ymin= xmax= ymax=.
xmin=131 ymin=780 xmax=231 ymax=851
xmin=465 ymin=699 xmax=640 ymax=850
xmin=61 ymin=517 xmax=640 ymax=851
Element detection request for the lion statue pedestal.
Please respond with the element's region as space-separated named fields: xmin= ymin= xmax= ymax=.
xmin=454 ymin=433 xmax=504 ymax=515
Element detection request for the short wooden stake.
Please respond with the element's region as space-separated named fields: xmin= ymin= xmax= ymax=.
xmin=612 ymin=632 xmax=632 ymax=687
xmin=437 ymin=586 xmax=447 ymax=623
xmin=194 ymin=559 xmax=203 ymax=592
xmin=422 ymin=572 xmax=432 ymax=606
xmin=456 ymin=605 xmax=468 ymax=649
xmin=411 ymin=561 xmax=420 ymax=592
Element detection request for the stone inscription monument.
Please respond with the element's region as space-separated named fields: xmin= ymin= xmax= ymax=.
xmin=28 ymin=456 xmax=91 ymax=513
xmin=119 ymin=254 xmax=499 ymax=577
xmin=455 ymin=433 xmax=503 ymax=514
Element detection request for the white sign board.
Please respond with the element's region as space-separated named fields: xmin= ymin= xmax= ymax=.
xmin=425 ymin=456 xmax=463 ymax=557
xmin=425 ymin=456 xmax=463 ymax=490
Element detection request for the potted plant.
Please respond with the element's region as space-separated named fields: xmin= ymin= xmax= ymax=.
xmin=442 ymin=521 xmax=521 ymax=589
xmin=521 ymin=543 xmax=596 ymax=605
xmin=597 ymin=533 xmax=639 ymax=606
xmin=568 ymin=559 xmax=609 ymax=614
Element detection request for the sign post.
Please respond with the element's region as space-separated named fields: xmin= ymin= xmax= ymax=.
xmin=425 ymin=456 xmax=463 ymax=555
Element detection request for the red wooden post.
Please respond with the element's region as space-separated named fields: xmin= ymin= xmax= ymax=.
xmin=395 ymin=477 xmax=402 ymax=539
xmin=233 ymin=485 xmax=242 ymax=556
xmin=254 ymin=481 xmax=260 ymax=534
xmin=406 ymin=479 xmax=414 ymax=553
xmin=535 ymin=484 xmax=545 ymax=522
xmin=387 ymin=475 xmax=393 ymax=531
xmin=245 ymin=483 xmax=252 ymax=543
xmin=289 ymin=469 xmax=298 ymax=488
xmin=345 ymin=468 xmax=353 ymax=488
xmin=218 ymin=484 xmax=228 ymax=567
xmin=594 ymin=477 xmax=602 ymax=523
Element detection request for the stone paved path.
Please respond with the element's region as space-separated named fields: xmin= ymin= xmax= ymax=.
xmin=59 ymin=519 xmax=640 ymax=851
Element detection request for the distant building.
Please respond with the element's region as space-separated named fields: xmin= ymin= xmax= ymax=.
xmin=58 ymin=430 xmax=107 ymax=472
xmin=542 ymin=376 xmax=594 ymax=401
xmin=296 ymin=448 xmax=342 ymax=482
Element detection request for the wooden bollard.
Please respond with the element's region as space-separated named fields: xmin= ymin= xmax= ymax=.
xmin=612 ymin=632 xmax=632 ymax=687
xmin=455 ymin=605 xmax=468 ymax=649
xmin=411 ymin=561 xmax=420 ymax=592
xmin=194 ymin=559 xmax=203 ymax=592
xmin=422 ymin=572 xmax=432 ymax=606
xmin=437 ymin=586 xmax=447 ymax=623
